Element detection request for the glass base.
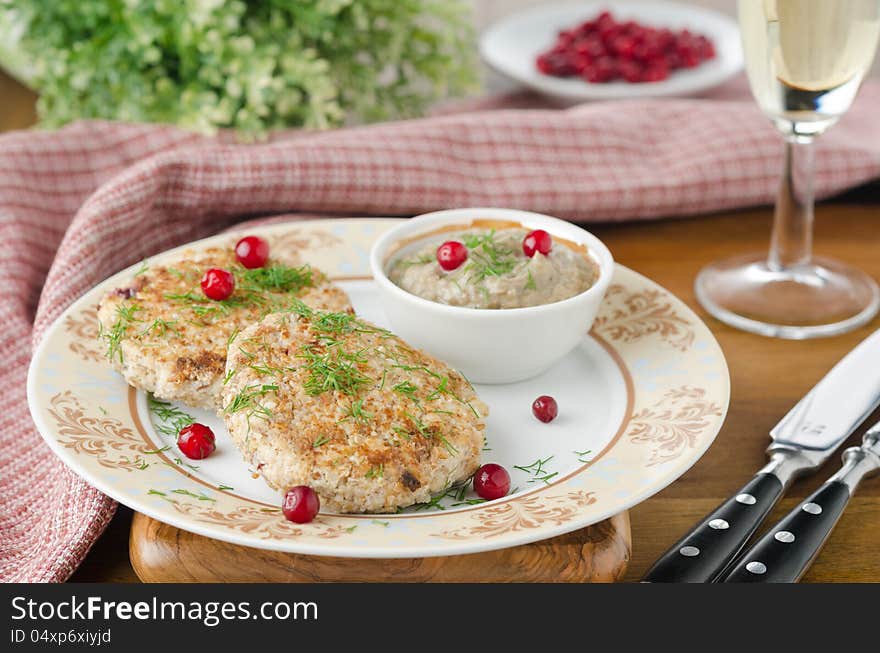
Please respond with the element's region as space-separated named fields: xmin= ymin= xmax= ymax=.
xmin=695 ymin=254 xmax=880 ymax=339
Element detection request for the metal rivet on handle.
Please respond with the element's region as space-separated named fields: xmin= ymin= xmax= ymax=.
xmin=708 ymin=519 xmax=729 ymax=530
xmin=736 ymin=493 xmax=757 ymax=505
xmin=775 ymin=531 xmax=795 ymax=543
xmin=802 ymin=503 xmax=823 ymax=515
xmin=679 ymin=546 xmax=700 ymax=557
xmin=746 ymin=561 xmax=767 ymax=575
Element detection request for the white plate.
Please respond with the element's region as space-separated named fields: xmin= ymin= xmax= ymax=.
xmin=480 ymin=0 xmax=743 ymax=101
xmin=27 ymin=218 xmax=729 ymax=558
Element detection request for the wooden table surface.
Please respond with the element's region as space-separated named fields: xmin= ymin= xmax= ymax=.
xmin=4 ymin=71 xmax=879 ymax=582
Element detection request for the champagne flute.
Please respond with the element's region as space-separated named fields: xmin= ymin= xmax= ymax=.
xmin=695 ymin=0 xmax=880 ymax=338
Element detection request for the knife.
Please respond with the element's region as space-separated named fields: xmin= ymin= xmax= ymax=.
xmin=722 ymin=423 xmax=880 ymax=583
xmin=642 ymin=328 xmax=880 ymax=583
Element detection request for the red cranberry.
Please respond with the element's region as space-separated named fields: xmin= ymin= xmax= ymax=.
xmin=679 ymin=50 xmax=700 ymax=68
xmin=698 ymin=36 xmax=716 ymax=59
xmin=586 ymin=55 xmax=618 ymax=82
xmin=201 ymin=268 xmax=235 ymax=301
xmin=282 ymin=486 xmax=320 ymax=523
xmin=664 ymin=51 xmax=682 ymax=69
xmin=579 ymin=37 xmax=605 ymax=58
xmin=620 ymin=60 xmax=644 ymax=83
xmin=612 ymin=35 xmax=636 ymax=58
xmin=578 ymin=20 xmax=596 ymax=33
xmin=595 ymin=11 xmax=614 ymax=28
xmin=532 ymin=395 xmax=559 ymax=423
xmin=473 ymin=463 xmax=511 ymax=500
xmin=234 ymin=235 xmax=270 ymax=269
xmin=557 ymin=29 xmax=576 ymax=46
xmin=641 ymin=63 xmax=670 ymax=82
xmin=536 ymin=54 xmax=554 ymax=74
xmin=522 ymin=229 xmax=553 ymax=257
xmin=177 ymin=423 xmax=216 ymax=460
xmin=436 ymin=240 xmax=468 ymax=271
xmin=572 ymin=55 xmax=592 ymax=74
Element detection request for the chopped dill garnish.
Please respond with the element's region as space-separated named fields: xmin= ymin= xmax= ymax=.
xmin=392 ymin=362 xmax=442 ymax=380
xmin=424 ymin=374 xmax=480 ymax=417
xmin=409 ymin=478 xmax=490 ymax=511
xmin=147 ymin=394 xmax=195 ymax=438
xmin=426 ymin=375 xmax=450 ymax=401
xmin=218 ymin=484 xmax=234 ymax=491
xmin=365 ymin=464 xmax=384 ymax=479
xmin=574 ymin=449 xmax=593 ymax=463
xmin=371 ymin=519 xmax=390 ymax=527
xmin=438 ymin=434 xmax=459 ymax=455
xmin=102 ymin=302 xmax=142 ymax=363
xmin=312 ymin=310 xmax=358 ymax=334
xmin=514 ymin=456 xmax=554 ymax=474
xmin=514 ymin=456 xmax=556 ymax=484
xmin=143 ymin=446 xmax=171 ymax=455
xmin=299 ymin=306 xmax=392 ymax=339
xmin=404 ymin=411 xmax=432 ymax=438
xmin=395 ymin=254 xmax=433 ymax=270
xmin=147 ymin=489 xmax=166 ymax=497
xmin=461 ymin=230 xmax=517 ymax=283
xmin=451 ymin=498 xmax=487 ymax=506
xmin=299 ymin=345 xmax=370 ymax=397
xmin=392 ymin=381 xmax=420 ymax=403
xmin=312 ymin=434 xmax=331 ymax=448
xmin=225 ymin=384 xmax=277 ymax=421
xmin=239 ymin=264 xmax=313 ymax=293
xmin=171 ymin=456 xmax=200 ymax=471
xmin=524 ymin=269 xmax=537 ymax=291
xmin=139 ymin=318 xmax=178 ymax=338
xmin=164 ymin=291 xmax=252 ymax=320
xmin=247 ymin=362 xmax=284 ymax=376
xmin=339 ymin=398 xmax=373 ymax=423
xmin=227 ymin=326 xmax=241 ymax=347
xmin=345 ymin=525 xmax=358 ymax=533
xmin=170 ymin=488 xmax=215 ymax=502
xmin=223 ymin=368 xmax=236 ymax=385
xmin=134 ymin=260 xmax=150 ymax=276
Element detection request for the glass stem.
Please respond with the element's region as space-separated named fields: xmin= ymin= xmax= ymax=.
xmin=768 ymin=136 xmax=814 ymax=270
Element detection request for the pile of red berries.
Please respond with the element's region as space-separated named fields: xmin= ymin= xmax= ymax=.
xmin=536 ymin=11 xmax=715 ymax=83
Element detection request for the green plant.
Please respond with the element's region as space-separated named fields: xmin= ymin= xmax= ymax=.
xmin=1 ymin=0 xmax=477 ymax=139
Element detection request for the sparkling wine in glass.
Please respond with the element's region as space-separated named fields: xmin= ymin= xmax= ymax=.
xmin=695 ymin=0 xmax=880 ymax=338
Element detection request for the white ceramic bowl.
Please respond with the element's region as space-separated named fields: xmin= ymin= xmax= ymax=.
xmin=370 ymin=208 xmax=614 ymax=384
xmin=480 ymin=0 xmax=743 ymax=102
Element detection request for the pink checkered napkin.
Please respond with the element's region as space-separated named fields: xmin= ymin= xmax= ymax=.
xmin=3 ymin=81 xmax=880 ymax=582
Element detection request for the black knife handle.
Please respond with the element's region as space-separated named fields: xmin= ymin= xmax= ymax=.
xmin=722 ymin=481 xmax=851 ymax=583
xmin=642 ymin=473 xmax=784 ymax=583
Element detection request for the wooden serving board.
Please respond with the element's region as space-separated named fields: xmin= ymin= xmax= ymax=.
xmin=130 ymin=511 xmax=630 ymax=583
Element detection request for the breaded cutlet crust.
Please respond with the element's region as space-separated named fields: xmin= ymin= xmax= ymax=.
xmin=97 ymin=247 xmax=351 ymax=410
xmin=222 ymin=307 xmax=487 ymax=513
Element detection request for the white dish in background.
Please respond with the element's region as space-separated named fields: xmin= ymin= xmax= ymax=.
xmin=371 ymin=208 xmax=614 ymax=384
xmin=27 ymin=218 xmax=729 ymax=558
xmin=480 ymin=0 xmax=743 ymax=101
